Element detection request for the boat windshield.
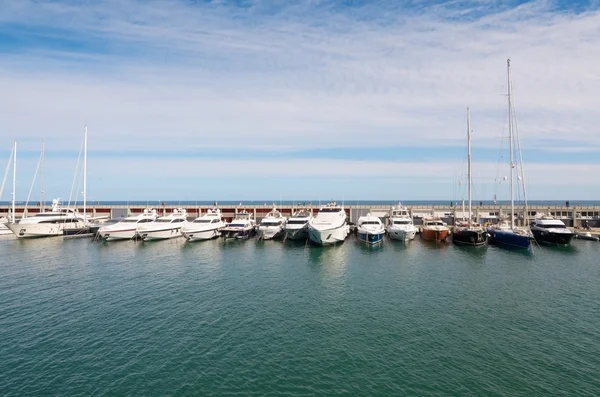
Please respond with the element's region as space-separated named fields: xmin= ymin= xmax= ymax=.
xmin=122 ymin=219 xmax=139 ymax=223
xmin=262 ymin=221 xmax=282 ymax=225
xmin=193 ymin=219 xmax=212 ymax=224
xmin=360 ymin=221 xmax=380 ymax=225
xmin=156 ymin=219 xmax=172 ymax=223
xmin=394 ymin=220 xmax=411 ymax=225
xmin=287 ymin=220 xmax=307 ymax=225
xmin=230 ymin=223 xmax=246 ymax=228
xmin=320 ymin=208 xmax=341 ymax=213
xmin=538 ymin=223 xmax=567 ymax=229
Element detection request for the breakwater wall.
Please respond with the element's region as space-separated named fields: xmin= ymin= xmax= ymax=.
xmin=2 ymin=204 xmax=600 ymax=227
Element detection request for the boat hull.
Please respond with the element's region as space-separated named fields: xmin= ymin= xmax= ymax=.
xmin=308 ymin=224 xmax=348 ymax=246
xmin=6 ymin=222 xmax=86 ymax=238
xmin=386 ymin=227 xmax=417 ymax=241
xmin=357 ymin=231 xmax=385 ymax=245
xmin=575 ymin=233 xmax=599 ymax=242
xmin=421 ymin=228 xmax=449 ymax=242
xmin=98 ymin=228 xmax=137 ymax=241
xmin=221 ymin=227 xmax=255 ymax=239
xmin=452 ymin=229 xmax=488 ymax=246
xmin=182 ymin=227 xmax=222 ymax=241
xmin=487 ymin=229 xmax=531 ymax=249
xmin=139 ymin=227 xmax=183 ymax=241
xmin=284 ymin=226 xmax=308 ymax=240
xmin=257 ymin=227 xmax=284 ymax=240
xmin=532 ymin=229 xmax=574 ymax=246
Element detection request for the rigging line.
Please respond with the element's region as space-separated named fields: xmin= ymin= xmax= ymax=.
xmin=68 ymin=136 xmax=85 ymax=207
xmin=0 ymin=147 xmax=14 ymax=201
xmin=25 ymin=146 xmax=45 ymax=208
xmin=510 ymin=78 xmax=529 ymax=217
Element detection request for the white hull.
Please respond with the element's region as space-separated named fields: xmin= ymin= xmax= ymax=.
xmin=285 ymin=226 xmax=308 ymax=240
xmin=182 ymin=227 xmax=222 ymax=241
xmin=99 ymin=228 xmax=138 ymax=241
xmin=139 ymin=227 xmax=183 ymax=241
xmin=308 ymin=223 xmax=349 ymax=246
xmin=6 ymin=222 xmax=86 ymax=238
xmin=257 ymin=226 xmax=284 ymax=240
xmin=386 ymin=226 xmax=417 ymax=241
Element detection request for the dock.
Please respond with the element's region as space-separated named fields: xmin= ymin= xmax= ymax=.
xmin=2 ymin=203 xmax=600 ymax=228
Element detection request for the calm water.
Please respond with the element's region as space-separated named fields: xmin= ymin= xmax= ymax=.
xmin=1 ymin=236 xmax=599 ymax=396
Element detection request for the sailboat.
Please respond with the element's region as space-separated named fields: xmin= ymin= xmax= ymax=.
xmin=6 ymin=128 xmax=90 ymax=238
xmin=486 ymin=59 xmax=533 ymax=249
xmin=452 ymin=107 xmax=488 ymax=246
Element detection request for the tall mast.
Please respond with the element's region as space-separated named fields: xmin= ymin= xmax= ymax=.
xmin=12 ymin=141 xmax=16 ymax=224
xmin=507 ymin=58 xmax=514 ymax=230
xmin=467 ymin=107 xmax=472 ymax=224
xmin=40 ymin=140 xmax=45 ymax=212
xmin=83 ymin=126 xmax=87 ymax=223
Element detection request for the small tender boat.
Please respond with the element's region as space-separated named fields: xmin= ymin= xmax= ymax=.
xmin=386 ymin=203 xmax=418 ymax=241
xmin=356 ymin=213 xmax=385 ymax=245
xmin=137 ymin=208 xmax=188 ymax=241
xmin=97 ymin=208 xmax=158 ymax=241
xmin=284 ymin=208 xmax=313 ymax=240
xmin=420 ymin=218 xmax=450 ymax=242
xmin=181 ymin=208 xmax=226 ymax=241
xmin=574 ymin=232 xmax=599 ymax=242
xmin=307 ymin=201 xmax=349 ymax=246
xmin=221 ymin=210 xmax=256 ymax=239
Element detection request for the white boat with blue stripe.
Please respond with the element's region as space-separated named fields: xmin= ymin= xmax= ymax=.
xmin=356 ymin=213 xmax=385 ymax=245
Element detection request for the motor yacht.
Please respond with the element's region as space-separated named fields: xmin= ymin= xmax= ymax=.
xmin=420 ymin=217 xmax=450 ymax=242
xmin=257 ymin=207 xmax=286 ymax=240
xmin=386 ymin=204 xmax=418 ymax=241
xmin=307 ymin=201 xmax=349 ymax=246
xmin=221 ymin=210 xmax=256 ymax=239
xmin=530 ymin=214 xmax=574 ymax=246
xmin=284 ymin=208 xmax=313 ymax=240
xmin=356 ymin=213 xmax=385 ymax=245
xmin=97 ymin=208 xmax=158 ymax=241
xmin=181 ymin=208 xmax=226 ymax=241
xmin=5 ymin=199 xmax=87 ymax=238
xmin=138 ymin=208 xmax=188 ymax=241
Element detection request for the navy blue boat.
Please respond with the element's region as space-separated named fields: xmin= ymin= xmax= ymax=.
xmin=356 ymin=214 xmax=385 ymax=245
xmin=487 ymin=228 xmax=532 ymax=249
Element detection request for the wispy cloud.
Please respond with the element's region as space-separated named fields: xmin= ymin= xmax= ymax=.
xmin=1 ymin=0 xmax=599 ymax=199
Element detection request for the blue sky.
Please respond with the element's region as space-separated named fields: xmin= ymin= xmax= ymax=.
xmin=1 ymin=0 xmax=599 ymax=201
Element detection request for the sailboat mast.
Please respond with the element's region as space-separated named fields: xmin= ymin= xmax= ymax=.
xmin=83 ymin=126 xmax=87 ymax=222
xmin=40 ymin=140 xmax=45 ymax=212
xmin=507 ymin=58 xmax=515 ymax=230
xmin=12 ymin=141 xmax=16 ymax=224
xmin=467 ymin=107 xmax=472 ymax=223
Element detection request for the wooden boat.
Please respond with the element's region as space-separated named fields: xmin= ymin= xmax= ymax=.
xmin=421 ymin=218 xmax=450 ymax=242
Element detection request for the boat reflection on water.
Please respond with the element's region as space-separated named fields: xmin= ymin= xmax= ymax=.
xmin=307 ymin=244 xmax=348 ymax=277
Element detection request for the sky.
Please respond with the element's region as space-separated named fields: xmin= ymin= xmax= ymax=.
xmin=1 ymin=0 xmax=599 ymax=201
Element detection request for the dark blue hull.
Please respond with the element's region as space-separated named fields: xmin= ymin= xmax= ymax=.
xmin=357 ymin=232 xmax=384 ymax=245
xmin=487 ymin=229 xmax=531 ymax=249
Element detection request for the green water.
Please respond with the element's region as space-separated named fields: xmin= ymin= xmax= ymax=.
xmin=1 ymin=236 xmax=599 ymax=396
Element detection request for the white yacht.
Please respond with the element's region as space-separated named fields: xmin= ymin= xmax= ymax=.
xmin=5 ymin=199 xmax=87 ymax=238
xmin=386 ymin=204 xmax=418 ymax=241
xmin=356 ymin=213 xmax=385 ymax=245
xmin=138 ymin=208 xmax=188 ymax=241
xmin=257 ymin=207 xmax=286 ymax=240
xmin=307 ymin=201 xmax=349 ymax=246
xmin=221 ymin=210 xmax=256 ymax=239
xmin=284 ymin=208 xmax=313 ymax=240
xmin=97 ymin=208 xmax=158 ymax=241
xmin=181 ymin=208 xmax=226 ymax=241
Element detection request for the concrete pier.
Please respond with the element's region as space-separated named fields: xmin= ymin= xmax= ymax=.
xmin=1 ymin=203 xmax=599 ymax=228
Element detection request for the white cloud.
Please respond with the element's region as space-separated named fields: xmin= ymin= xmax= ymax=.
xmin=1 ymin=0 xmax=599 ymax=198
